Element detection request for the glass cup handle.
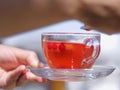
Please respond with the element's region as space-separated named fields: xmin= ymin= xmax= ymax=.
xmin=83 ymin=37 xmax=100 ymax=64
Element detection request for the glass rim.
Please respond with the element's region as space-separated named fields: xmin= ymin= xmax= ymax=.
xmin=41 ymin=32 xmax=100 ymax=36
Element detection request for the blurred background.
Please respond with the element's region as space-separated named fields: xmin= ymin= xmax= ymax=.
xmin=1 ymin=20 xmax=120 ymax=90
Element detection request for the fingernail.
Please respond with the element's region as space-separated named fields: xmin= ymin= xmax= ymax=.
xmin=30 ymin=60 xmax=39 ymax=68
xmin=27 ymin=55 xmax=39 ymax=68
xmin=38 ymin=62 xmax=45 ymax=68
xmin=32 ymin=61 xmax=39 ymax=67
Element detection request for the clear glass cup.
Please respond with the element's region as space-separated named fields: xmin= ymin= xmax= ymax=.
xmin=29 ymin=33 xmax=115 ymax=81
xmin=41 ymin=32 xmax=100 ymax=69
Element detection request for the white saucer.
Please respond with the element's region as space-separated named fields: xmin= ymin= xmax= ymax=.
xmin=29 ymin=65 xmax=115 ymax=82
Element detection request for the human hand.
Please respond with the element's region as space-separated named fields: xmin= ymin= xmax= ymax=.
xmin=76 ymin=0 xmax=120 ymax=34
xmin=0 ymin=45 xmax=46 ymax=90
xmin=56 ymin=0 xmax=120 ymax=34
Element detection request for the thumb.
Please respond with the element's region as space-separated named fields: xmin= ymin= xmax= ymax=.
xmin=26 ymin=54 xmax=44 ymax=68
xmin=11 ymin=47 xmax=44 ymax=68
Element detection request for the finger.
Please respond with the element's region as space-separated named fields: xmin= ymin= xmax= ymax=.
xmin=17 ymin=70 xmax=46 ymax=86
xmin=7 ymin=65 xmax=26 ymax=82
xmin=16 ymin=71 xmax=47 ymax=86
xmin=11 ymin=47 xmax=44 ymax=68
xmin=84 ymin=25 xmax=93 ymax=30
xmin=25 ymin=71 xmax=46 ymax=83
xmin=16 ymin=74 xmax=29 ymax=86
xmin=80 ymin=25 xmax=93 ymax=30
xmin=3 ymin=65 xmax=26 ymax=89
xmin=26 ymin=54 xmax=44 ymax=68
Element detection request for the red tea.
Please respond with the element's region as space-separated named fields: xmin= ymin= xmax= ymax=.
xmin=43 ymin=41 xmax=100 ymax=69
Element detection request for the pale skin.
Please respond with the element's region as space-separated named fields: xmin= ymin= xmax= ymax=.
xmin=0 ymin=0 xmax=120 ymax=89
xmin=0 ymin=45 xmax=46 ymax=90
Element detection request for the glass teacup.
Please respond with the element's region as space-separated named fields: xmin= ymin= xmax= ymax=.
xmin=42 ymin=32 xmax=100 ymax=69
